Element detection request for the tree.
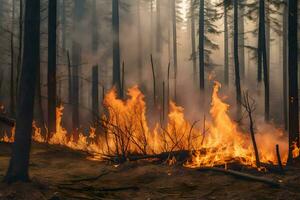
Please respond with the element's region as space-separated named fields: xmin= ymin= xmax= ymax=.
xmin=282 ymin=0 xmax=288 ymax=130
xmin=72 ymin=0 xmax=85 ymax=131
xmin=190 ymin=0 xmax=197 ymax=84
xmin=172 ymin=0 xmax=178 ymax=99
xmin=238 ymin=1 xmax=245 ymax=79
xmin=199 ymin=0 xmax=205 ymax=90
xmin=4 ymin=0 xmax=40 ymax=183
xmin=16 ymin=0 xmax=23 ymax=88
xmin=112 ymin=0 xmax=122 ymax=97
xmin=233 ymin=0 xmax=241 ymax=109
xmin=10 ymin=0 xmax=16 ymax=117
xmin=258 ymin=0 xmax=269 ymax=121
xmin=137 ymin=0 xmax=143 ymax=83
xmin=91 ymin=0 xmax=98 ymax=53
xmin=287 ymin=0 xmax=299 ymax=164
xmin=223 ymin=0 xmax=229 ymax=86
xmin=48 ymin=0 xmax=57 ymax=135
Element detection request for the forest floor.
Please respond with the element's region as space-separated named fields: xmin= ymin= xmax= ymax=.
xmin=0 ymin=142 xmax=300 ymax=200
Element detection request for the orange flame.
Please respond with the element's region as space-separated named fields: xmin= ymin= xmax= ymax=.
xmin=1 ymin=82 xmax=292 ymax=168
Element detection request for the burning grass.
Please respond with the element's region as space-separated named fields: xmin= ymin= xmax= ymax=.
xmin=0 ymin=81 xmax=296 ymax=169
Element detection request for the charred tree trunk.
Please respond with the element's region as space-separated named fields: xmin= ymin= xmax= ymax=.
xmin=71 ymin=0 xmax=85 ymax=131
xmin=16 ymin=0 xmax=23 ymax=92
xmin=150 ymin=0 xmax=154 ymax=53
xmin=71 ymin=42 xmax=80 ymax=131
xmin=91 ymin=0 xmax=98 ymax=54
xmin=61 ymin=0 xmax=66 ymax=51
xmin=4 ymin=0 xmax=40 ymax=183
xmin=190 ymin=0 xmax=197 ymax=85
xmin=287 ymin=0 xmax=299 ymax=164
xmin=224 ymin=1 xmax=229 ymax=86
xmin=48 ymin=0 xmax=57 ymax=135
xmin=34 ymin=2 xmax=44 ymax=129
xmin=234 ymin=0 xmax=242 ymax=108
xmin=92 ymin=65 xmax=99 ymax=125
xmin=238 ymin=2 xmax=245 ymax=79
xmin=10 ymin=0 xmax=16 ymax=117
xmin=282 ymin=0 xmax=288 ymax=130
xmin=67 ymin=51 xmax=72 ymax=103
xmin=137 ymin=0 xmax=143 ymax=84
xmin=112 ymin=0 xmax=122 ymax=98
xmin=172 ymin=0 xmax=178 ymax=100
xmin=258 ymin=0 xmax=269 ymax=121
xmin=199 ymin=0 xmax=205 ymax=90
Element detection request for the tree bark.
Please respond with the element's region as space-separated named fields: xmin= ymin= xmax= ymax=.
xmin=234 ymin=0 xmax=242 ymax=108
xmin=224 ymin=1 xmax=229 ymax=86
xmin=4 ymin=0 xmax=40 ymax=183
xmin=92 ymin=65 xmax=99 ymax=125
xmin=112 ymin=0 xmax=122 ymax=98
xmin=61 ymin=0 xmax=66 ymax=51
xmin=238 ymin=1 xmax=245 ymax=79
xmin=287 ymin=0 xmax=299 ymax=164
xmin=172 ymin=0 xmax=178 ymax=100
xmin=10 ymin=0 xmax=16 ymax=117
xmin=48 ymin=0 xmax=57 ymax=135
xmin=191 ymin=0 xmax=197 ymax=85
xmin=137 ymin=0 xmax=143 ymax=84
xmin=258 ymin=0 xmax=269 ymax=121
xmin=282 ymin=0 xmax=288 ymax=130
xmin=91 ymin=0 xmax=98 ymax=54
xmin=199 ymin=0 xmax=205 ymax=90
xmin=16 ymin=0 xmax=23 ymax=93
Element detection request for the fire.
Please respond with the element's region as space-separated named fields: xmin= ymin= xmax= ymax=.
xmin=0 ymin=81 xmax=293 ymax=168
xmin=292 ymin=142 xmax=300 ymax=158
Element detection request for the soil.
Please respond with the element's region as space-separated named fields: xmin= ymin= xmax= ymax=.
xmin=0 ymin=142 xmax=300 ymax=200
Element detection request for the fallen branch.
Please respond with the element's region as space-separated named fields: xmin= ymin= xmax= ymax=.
xmin=58 ymin=185 xmax=139 ymax=192
xmin=196 ymin=167 xmax=281 ymax=187
xmin=67 ymin=171 xmax=111 ymax=183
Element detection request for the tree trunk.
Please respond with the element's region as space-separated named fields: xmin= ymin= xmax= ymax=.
xmin=282 ymin=0 xmax=288 ymax=130
xmin=238 ymin=2 xmax=245 ymax=79
xmin=48 ymin=0 xmax=57 ymax=135
xmin=91 ymin=0 xmax=98 ymax=54
xmin=234 ymin=0 xmax=241 ymax=107
xmin=287 ymin=0 xmax=299 ymax=164
xmin=10 ymin=0 xmax=16 ymax=117
xmin=112 ymin=0 xmax=122 ymax=97
xmin=71 ymin=42 xmax=80 ymax=131
xmin=258 ymin=0 xmax=269 ymax=121
xmin=137 ymin=0 xmax=143 ymax=84
xmin=199 ymin=0 xmax=205 ymax=90
xmin=4 ymin=0 xmax=40 ymax=183
xmin=34 ymin=3 xmax=44 ymax=130
xmin=16 ymin=0 xmax=23 ymax=93
xmin=61 ymin=0 xmax=66 ymax=51
xmin=67 ymin=51 xmax=72 ymax=103
xmin=224 ymin=2 xmax=229 ymax=86
xmin=172 ymin=0 xmax=178 ymax=100
xmin=71 ymin=0 xmax=84 ymax=131
xmin=190 ymin=0 xmax=197 ymax=85
xmin=92 ymin=65 xmax=99 ymax=125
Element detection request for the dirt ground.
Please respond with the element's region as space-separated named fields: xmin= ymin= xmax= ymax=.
xmin=0 ymin=142 xmax=300 ymax=200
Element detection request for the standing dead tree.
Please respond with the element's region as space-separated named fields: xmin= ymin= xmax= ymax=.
xmin=242 ymin=91 xmax=260 ymax=168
